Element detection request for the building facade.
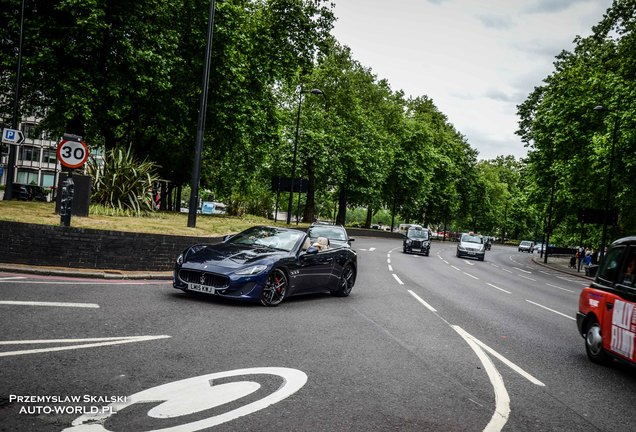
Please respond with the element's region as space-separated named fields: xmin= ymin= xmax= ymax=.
xmin=1 ymin=116 xmax=62 ymax=194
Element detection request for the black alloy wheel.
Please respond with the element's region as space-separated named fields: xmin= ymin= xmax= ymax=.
xmin=332 ymin=264 xmax=356 ymax=297
xmin=261 ymin=268 xmax=288 ymax=307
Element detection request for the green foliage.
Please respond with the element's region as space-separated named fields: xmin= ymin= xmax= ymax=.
xmin=4 ymin=0 xmax=597 ymax=239
xmin=517 ymin=0 xmax=636 ymax=246
xmin=87 ymin=146 xmax=160 ymax=214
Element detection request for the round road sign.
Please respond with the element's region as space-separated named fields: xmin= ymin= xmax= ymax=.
xmin=57 ymin=139 xmax=89 ymax=169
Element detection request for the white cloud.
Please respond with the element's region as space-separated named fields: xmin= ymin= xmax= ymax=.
xmin=330 ymin=0 xmax=613 ymax=160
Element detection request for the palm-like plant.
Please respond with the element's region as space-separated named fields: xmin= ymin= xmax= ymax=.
xmin=87 ymin=146 xmax=161 ymax=213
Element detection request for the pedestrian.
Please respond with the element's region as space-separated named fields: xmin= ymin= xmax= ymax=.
xmin=577 ymin=245 xmax=584 ymax=272
xmin=584 ymin=248 xmax=592 ymax=267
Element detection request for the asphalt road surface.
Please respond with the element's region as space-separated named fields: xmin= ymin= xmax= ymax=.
xmin=1 ymin=238 xmax=635 ymax=431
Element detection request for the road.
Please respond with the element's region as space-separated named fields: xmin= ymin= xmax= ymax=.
xmin=1 ymin=237 xmax=635 ymax=431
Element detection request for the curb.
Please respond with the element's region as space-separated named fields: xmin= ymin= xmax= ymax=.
xmin=531 ymin=257 xmax=593 ymax=281
xmin=0 ymin=264 xmax=172 ymax=280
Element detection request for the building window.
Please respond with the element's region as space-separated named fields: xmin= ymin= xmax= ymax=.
xmin=42 ymin=148 xmax=57 ymax=164
xmin=41 ymin=171 xmax=56 ymax=187
xmin=19 ymin=146 xmax=41 ymax=163
xmin=16 ymin=168 xmax=39 ymax=185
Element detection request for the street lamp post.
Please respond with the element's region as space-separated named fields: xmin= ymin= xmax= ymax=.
xmin=187 ymin=0 xmax=216 ymax=228
xmin=3 ymin=0 xmax=26 ymax=200
xmin=593 ymin=105 xmax=619 ymax=262
xmin=286 ymin=87 xmax=323 ymax=225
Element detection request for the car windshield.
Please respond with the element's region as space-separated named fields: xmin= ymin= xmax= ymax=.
xmin=461 ymin=234 xmax=483 ymax=244
xmin=228 ymin=227 xmax=303 ymax=252
xmin=308 ymin=226 xmax=347 ymax=241
xmin=521 ymin=241 xmax=532 ymax=246
xmin=408 ymin=228 xmax=429 ymax=239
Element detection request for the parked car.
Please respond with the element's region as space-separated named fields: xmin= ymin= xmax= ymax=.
xmin=307 ymin=223 xmax=354 ymax=248
xmin=173 ymin=226 xmax=357 ymax=306
xmin=577 ymin=236 xmax=636 ymax=366
xmin=403 ymin=225 xmax=431 ymax=256
xmin=456 ymin=233 xmax=486 ymax=261
xmin=518 ymin=240 xmax=534 ymax=253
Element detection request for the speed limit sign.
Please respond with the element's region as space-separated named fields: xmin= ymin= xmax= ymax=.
xmin=57 ymin=139 xmax=89 ymax=169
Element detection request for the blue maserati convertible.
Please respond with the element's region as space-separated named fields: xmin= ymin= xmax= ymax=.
xmin=173 ymin=226 xmax=357 ymax=306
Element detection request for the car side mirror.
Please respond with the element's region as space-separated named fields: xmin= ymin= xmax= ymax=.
xmin=349 ymin=238 xmax=355 ymax=242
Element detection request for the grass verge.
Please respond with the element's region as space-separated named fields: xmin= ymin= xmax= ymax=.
xmin=0 ymin=201 xmax=305 ymax=237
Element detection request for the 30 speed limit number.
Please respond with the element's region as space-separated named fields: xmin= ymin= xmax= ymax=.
xmin=57 ymin=139 xmax=89 ymax=169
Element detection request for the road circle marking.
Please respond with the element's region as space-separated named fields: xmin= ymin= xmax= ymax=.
xmin=64 ymin=367 xmax=307 ymax=431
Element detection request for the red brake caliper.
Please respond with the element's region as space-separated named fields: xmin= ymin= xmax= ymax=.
xmin=275 ymin=276 xmax=280 ymax=293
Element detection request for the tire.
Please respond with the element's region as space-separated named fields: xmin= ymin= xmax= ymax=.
xmin=260 ymin=268 xmax=287 ymax=307
xmin=332 ymin=264 xmax=356 ymax=297
xmin=585 ymin=318 xmax=608 ymax=364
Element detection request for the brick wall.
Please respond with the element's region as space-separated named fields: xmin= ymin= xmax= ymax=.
xmin=0 ymin=221 xmax=402 ymax=271
xmin=0 ymin=220 xmax=221 ymax=271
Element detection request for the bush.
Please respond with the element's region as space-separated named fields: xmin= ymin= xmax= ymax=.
xmin=87 ymin=146 xmax=160 ymax=214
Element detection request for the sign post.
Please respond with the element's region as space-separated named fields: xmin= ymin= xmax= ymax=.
xmin=1 ymin=128 xmax=26 ymax=200
xmin=56 ymin=136 xmax=89 ymax=226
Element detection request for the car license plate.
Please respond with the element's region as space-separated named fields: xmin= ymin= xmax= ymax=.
xmin=188 ymin=282 xmax=216 ymax=294
xmin=468 ymin=251 xmax=475 ymax=255
xmin=413 ymin=248 xmax=421 ymax=252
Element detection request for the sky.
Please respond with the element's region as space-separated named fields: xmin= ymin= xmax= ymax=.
xmin=329 ymin=0 xmax=614 ymax=161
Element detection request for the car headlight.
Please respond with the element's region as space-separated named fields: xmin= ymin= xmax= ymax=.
xmin=406 ymin=239 xmax=412 ymax=245
xmin=457 ymin=245 xmax=466 ymax=251
xmin=236 ymin=265 xmax=268 ymax=275
xmin=176 ymin=254 xmax=184 ymax=265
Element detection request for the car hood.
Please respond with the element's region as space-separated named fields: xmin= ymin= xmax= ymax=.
xmin=183 ymin=243 xmax=286 ymax=270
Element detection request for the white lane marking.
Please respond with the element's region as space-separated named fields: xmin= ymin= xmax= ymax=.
xmin=525 ymin=300 xmax=575 ymax=321
xmin=513 ymin=267 xmax=531 ymax=274
xmin=0 ymin=335 xmax=171 ymax=358
xmin=64 ymin=368 xmax=307 ymax=432
xmin=452 ymin=326 xmax=510 ymax=432
xmin=392 ymin=274 xmax=404 ymax=285
xmin=464 ymin=261 xmax=475 ymax=266
xmin=490 ymin=264 xmax=500 ymax=268
xmin=0 ymin=300 xmax=99 ymax=308
xmin=463 ymin=272 xmax=479 ymax=280
xmin=0 ymin=276 xmax=26 ymax=281
xmin=387 ymin=258 xmax=391 ymax=264
xmin=486 ymin=283 xmax=511 ymax=294
xmin=369 ymin=247 xmax=376 ymax=252
xmin=451 ymin=265 xmax=461 ymax=272
xmin=502 ymin=268 xmax=513 ymax=274
xmin=453 ymin=326 xmax=545 ymax=387
xmin=387 ymin=253 xmax=391 ymax=258
xmin=517 ymin=275 xmax=536 ymax=282
xmin=546 ymin=283 xmax=574 ymax=293
xmin=388 ymin=265 xmax=393 ymax=272
xmin=408 ymin=290 xmax=437 ymax=312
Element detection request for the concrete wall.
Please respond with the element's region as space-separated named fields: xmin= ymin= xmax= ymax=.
xmin=0 ymin=221 xmax=403 ymax=271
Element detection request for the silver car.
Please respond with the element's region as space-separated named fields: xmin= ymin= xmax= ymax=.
xmin=518 ymin=240 xmax=534 ymax=253
xmin=456 ymin=233 xmax=486 ymax=261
